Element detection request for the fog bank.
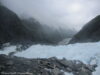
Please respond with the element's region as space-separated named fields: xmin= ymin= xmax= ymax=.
xmin=1 ymin=0 xmax=100 ymax=30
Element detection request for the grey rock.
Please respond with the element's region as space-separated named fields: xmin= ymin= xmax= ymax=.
xmin=0 ymin=55 xmax=97 ymax=75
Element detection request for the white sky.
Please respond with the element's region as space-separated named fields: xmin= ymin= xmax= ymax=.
xmin=1 ymin=0 xmax=100 ymax=31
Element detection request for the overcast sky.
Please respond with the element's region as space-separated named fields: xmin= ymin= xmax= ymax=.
xmin=1 ymin=0 xmax=100 ymax=31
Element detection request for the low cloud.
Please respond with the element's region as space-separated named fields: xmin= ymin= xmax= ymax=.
xmin=1 ymin=0 xmax=100 ymax=30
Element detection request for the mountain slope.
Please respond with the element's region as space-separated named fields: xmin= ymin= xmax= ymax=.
xmin=22 ymin=18 xmax=75 ymax=45
xmin=69 ymin=15 xmax=100 ymax=44
xmin=0 ymin=5 xmax=35 ymax=45
xmin=0 ymin=4 xmax=75 ymax=46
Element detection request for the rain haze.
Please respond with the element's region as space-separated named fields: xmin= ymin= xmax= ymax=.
xmin=1 ymin=0 xmax=100 ymax=75
xmin=1 ymin=0 xmax=100 ymax=30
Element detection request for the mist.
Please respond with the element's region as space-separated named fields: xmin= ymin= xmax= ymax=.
xmin=1 ymin=0 xmax=100 ymax=30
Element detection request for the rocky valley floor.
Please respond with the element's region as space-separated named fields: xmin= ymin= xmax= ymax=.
xmin=0 ymin=54 xmax=97 ymax=75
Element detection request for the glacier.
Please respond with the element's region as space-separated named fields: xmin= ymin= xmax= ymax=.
xmin=0 ymin=42 xmax=100 ymax=75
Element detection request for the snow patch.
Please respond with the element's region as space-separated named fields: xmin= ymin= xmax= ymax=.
xmin=0 ymin=46 xmax=16 ymax=55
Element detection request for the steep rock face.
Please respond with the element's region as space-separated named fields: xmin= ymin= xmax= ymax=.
xmin=0 ymin=5 xmax=34 ymax=45
xmin=69 ymin=15 xmax=100 ymax=44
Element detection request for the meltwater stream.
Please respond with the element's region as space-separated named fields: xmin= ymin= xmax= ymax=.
xmin=0 ymin=42 xmax=100 ymax=75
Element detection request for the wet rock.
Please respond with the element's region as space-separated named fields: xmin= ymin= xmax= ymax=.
xmin=6 ymin=60 xmax=13 ymax=66
xmin=51 ymin=68 xmax=61 ymax=75
xmin=78 ymin=67 xmax=92 ymax=75
xmin=0 ymin=54 xmax=97 ymax=75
